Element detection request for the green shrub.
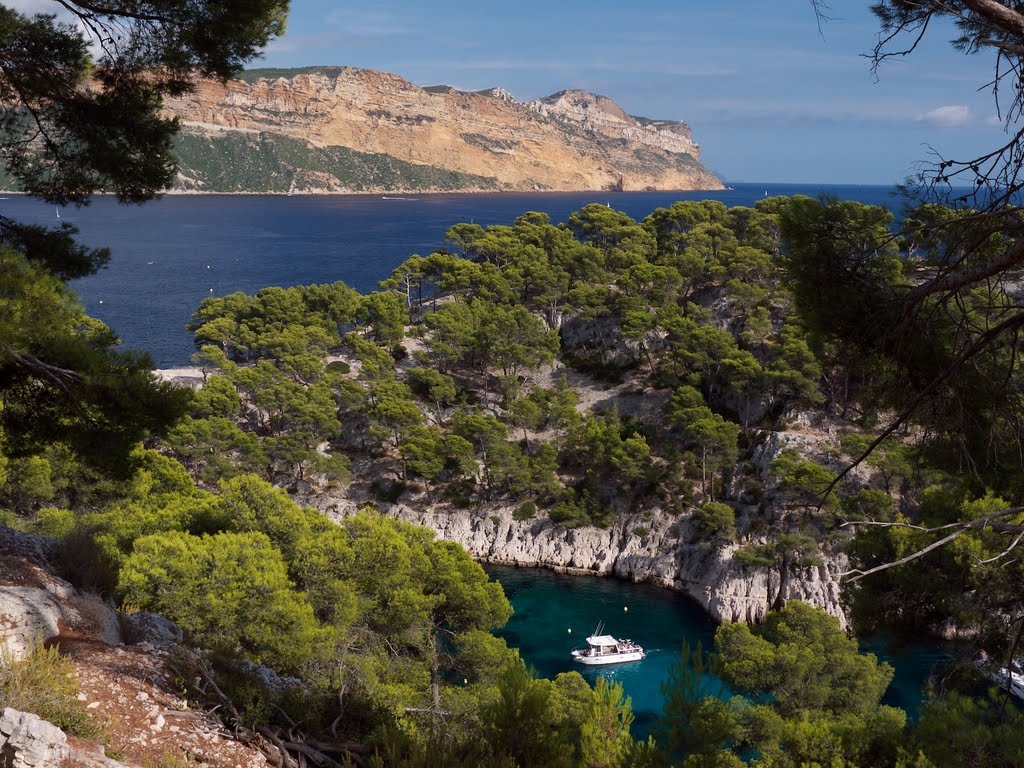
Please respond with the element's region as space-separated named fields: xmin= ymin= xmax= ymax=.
xmin=0 ymin=640 xmax=104 ymax=740
xmin=371 ymin=480 xmax=406 ymax=503
xmin=32 ymin=507 xmax=75 ymax=539
xmin=633 ymin=526 xmax=649 ymax=539
xmin=120 ymin=531 xmax=330 ymax=673
xmin=693 ymin=502 xmax=737 ymax=544
xmin=513 ymin=501 xmax=537 ymax=521
xmin=325 ymin=360 xmax=351 ymax=374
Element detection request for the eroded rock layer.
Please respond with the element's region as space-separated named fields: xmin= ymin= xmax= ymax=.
xmin=161 ymin=67 xmax=722 ymax=194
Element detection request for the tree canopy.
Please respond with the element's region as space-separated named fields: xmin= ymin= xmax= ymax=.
xmin=0 ymin=1 xmax=289 ymax=475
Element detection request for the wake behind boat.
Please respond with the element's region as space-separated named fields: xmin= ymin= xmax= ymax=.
xmin=571 ymin=623 xmax=645 ymax=666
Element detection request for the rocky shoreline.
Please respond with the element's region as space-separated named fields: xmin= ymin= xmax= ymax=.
xmin=159 ymin=366 xmax=851 ymax=629
xmin=313 ymin=497 xmax=849 ymax=628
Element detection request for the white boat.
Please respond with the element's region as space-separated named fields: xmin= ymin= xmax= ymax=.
xmin=571 ymin=625 xmax=644 ymax=666
xmin=976 ymin=654 xmax=1024 ymax=699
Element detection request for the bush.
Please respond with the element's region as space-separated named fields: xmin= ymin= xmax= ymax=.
xmin=31 ymin=507 xmax=76 ymax=539
xmin=371 ymin=480 xmax=406 ymax=503
xmin=513 ymin=501 xmax=537 ymax=521
xmin=693 ymin=502 xmax=737 ymax=544
xmin=119 ymin=531 xmax=328 ymax=673
xmin=0 ymin=639 xmax=104 ymax=740
xmin=325 ymin=360 xmax=351 ymax=375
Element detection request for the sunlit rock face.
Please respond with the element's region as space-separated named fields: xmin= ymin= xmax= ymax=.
xmin=162 ymin=67 xmax=723 ymax=194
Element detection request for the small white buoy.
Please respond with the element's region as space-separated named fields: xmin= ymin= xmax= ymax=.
xmin=98 ymin=299 xmax=104 ymax=304
xmin=567 ymin=628 xmax=572 ymax=634
xmin=624 ymin=606 xmax=629 ymax=612
xmin=206 ymin=265 xmax=211 ymax=270
xmin=463 ymin=678 xmax=468 ymax=685
xmin=209 ymin=288 xmax=214 ymax=292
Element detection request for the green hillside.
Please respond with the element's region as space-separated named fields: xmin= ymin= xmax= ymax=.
xmin=173 ymin=130 xmax=500 ymax=192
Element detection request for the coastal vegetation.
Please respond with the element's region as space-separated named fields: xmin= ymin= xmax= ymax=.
xmin=4 ymin=1 xmax=1024 ymax=766
xmin=8 ymin=190 xmax=1023 ymax=764
xmin=173 ymin=130 xmax=501 ymax=193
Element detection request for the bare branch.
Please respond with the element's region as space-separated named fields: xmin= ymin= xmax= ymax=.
xmin=818 ymin=313 xmax=1024 ymax=506
xmin=839 ymin=505 xmax=1024 ymax=580
xmin=978 ymin=528 xmax=1024 ymax=563
xmin=840 ymin=527 xmax=970 ymax=581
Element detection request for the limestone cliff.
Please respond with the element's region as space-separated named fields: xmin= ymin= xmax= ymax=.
xmin=305 ymin=415 xmax=850 ymax=629
xmin=371 ymin=504 xmax=848 ymax=628
xmin=161 ymin=66 xmax=722 ymax=194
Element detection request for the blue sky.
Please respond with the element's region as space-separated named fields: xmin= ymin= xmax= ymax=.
xmin=13 ymin=0 xmax=1003 ymax=185
xmin=253 ymin=0 xmax=1006 ymax=185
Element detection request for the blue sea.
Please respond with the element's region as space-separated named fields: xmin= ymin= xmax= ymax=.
xmin=1 ymin=183 xmax=908 ymax=367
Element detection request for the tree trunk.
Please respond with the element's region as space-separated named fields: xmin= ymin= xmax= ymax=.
xmin=772 ymin=555 xmax=789 ymax=612
xmin=701 ymin=446 xmax=708 ymax=498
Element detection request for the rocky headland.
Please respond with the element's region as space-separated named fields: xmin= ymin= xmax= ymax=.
xmin=160 ymin=66 xmax=722 ymax=194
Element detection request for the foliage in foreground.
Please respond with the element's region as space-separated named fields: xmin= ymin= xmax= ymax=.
xmin=657 ymin=602 xmax=1023 ymax=768
xmin=0 ymin=639 xmax=104 ymax=741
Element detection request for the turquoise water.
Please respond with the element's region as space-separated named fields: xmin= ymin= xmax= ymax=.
xmin=487 ymin=565 xmax=725 ymax=738
xmin=487 ymin=565 xmax=946 ymax=740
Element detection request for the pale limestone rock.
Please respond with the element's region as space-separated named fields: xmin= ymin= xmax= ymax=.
xmin=0 ymin=583 xmax=121 ymax=660
xmin=325 ymin=501 xmax=849 ymax=629
xmin=0 ymin=708 xmax=134 ymax=768
xmin=0 ymin=708 xmax=70 ymax=768
xmin=120 ymin=612 xmax=183 ymax=648
xmin=161 ymin=68 xmax=722 ymax=194
xmin=0 ymin=528 xmax=121 ymax=660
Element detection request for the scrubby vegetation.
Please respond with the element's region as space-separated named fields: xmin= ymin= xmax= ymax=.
xmin=6 ymin=192 xmax=1024 ymax=764
xmin=173 ymin=131 xmax=500 ymax=193
xmin=0 ymin=640 xmax=105 ymax=741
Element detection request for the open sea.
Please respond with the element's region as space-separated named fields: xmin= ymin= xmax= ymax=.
xmin=2 ymin=182 xmax=908 ymax=367
xmin=3 ymin=182 xmax=947 ymax=736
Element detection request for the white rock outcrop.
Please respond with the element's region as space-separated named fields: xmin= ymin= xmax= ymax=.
xmin=322 ymin=502 xmax=848 ymax=627
xmin=0 ymin=708 xmax=70 ymax=768
xmin=0 ymin=529 xmax=121 ymax=660
xmin=0 ymin=708 xmax=133 ymax=768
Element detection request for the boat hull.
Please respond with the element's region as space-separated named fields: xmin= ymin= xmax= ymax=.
xmin=571 ymin=650 xmax=645 ymax=665
xmin=992 ymin=668 xmax=1024 ymax=700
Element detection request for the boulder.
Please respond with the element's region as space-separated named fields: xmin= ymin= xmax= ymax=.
xmin=0 ymin=707 xmax=70 ymax=768
xmin=119 ymin=612 xmax=184 ymax=648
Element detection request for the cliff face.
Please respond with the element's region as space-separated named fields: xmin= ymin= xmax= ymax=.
xmin=375 ymin=505 xmax=848 ymax=628
xmin=305 ymin=416 xmax=850 ymax=629
xmin=161 ymin=67 xmax=722 ymax=194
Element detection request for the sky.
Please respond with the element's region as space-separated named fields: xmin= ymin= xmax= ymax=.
xmin=255 ymin=0 xmax=1004 ymax=185
xmin=12 ymin=0 xmax=1010 ymax=185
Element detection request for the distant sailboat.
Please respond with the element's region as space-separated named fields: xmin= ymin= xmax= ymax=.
xmin=55 ymin=206 xmax=60 ymax=219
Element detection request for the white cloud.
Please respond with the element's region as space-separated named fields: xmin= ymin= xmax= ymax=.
xmin=325 ymin=9 xmax=412 ymax=38
xmin=916 ymin=105 xmax=971 ymax=127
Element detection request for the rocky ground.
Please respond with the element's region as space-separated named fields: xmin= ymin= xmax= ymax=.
xmin=0 ymin=527 xmax=268 ymax=768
